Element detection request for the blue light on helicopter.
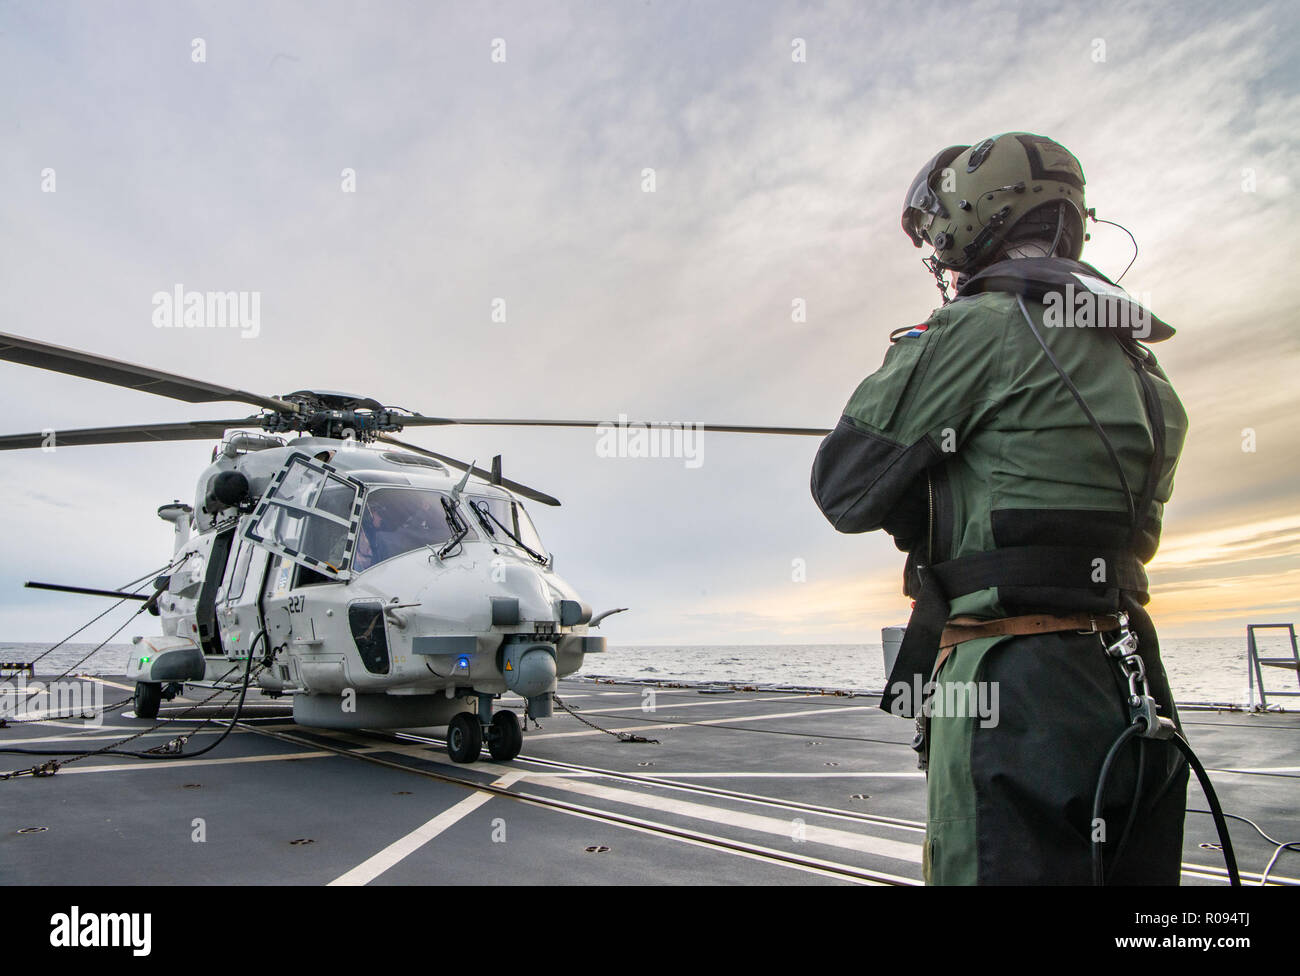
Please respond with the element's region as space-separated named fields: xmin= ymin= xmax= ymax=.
xmin=456 ymin=656 xmax=470 ymax=670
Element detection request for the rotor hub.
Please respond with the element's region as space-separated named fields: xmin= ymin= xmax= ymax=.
xmin=263 ymin=391 xmax=407 ymax=441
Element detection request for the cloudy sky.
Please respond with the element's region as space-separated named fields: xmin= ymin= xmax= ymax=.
xmin=1 ymin=0 xmax=1296 ymax=647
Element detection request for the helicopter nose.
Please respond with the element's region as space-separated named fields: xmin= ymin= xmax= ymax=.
xmin=485 ymin=563 xmax=557 ymax=623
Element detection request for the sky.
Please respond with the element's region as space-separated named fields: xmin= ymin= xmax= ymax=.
xmin=0 ymin=0 xmax=1296 ymax=647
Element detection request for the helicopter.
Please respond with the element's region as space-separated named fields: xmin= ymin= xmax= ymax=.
xmin=0 ymin=331 xmax=828 ymax=763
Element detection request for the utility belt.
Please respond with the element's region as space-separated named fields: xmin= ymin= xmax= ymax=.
xmin=904 ymin=610 xmax=1125 ymax=772
xmin=937 ymin=610 xmax=1124 ymax=664
xmin=882 ymin=544 xmax=1146 ymax=718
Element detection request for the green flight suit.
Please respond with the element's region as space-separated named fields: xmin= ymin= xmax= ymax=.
xmin=811 ymin=257 xmax=1189 ymax=884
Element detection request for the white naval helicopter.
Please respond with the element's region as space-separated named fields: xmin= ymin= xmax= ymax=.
xmin=0 ymin=331 xmax=827 ymax=762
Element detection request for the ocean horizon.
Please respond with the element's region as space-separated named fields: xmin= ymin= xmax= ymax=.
xmin=5 ymin=634 xmax=1295 ymax=706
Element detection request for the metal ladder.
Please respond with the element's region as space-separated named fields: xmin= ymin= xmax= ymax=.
xmin=1246 ymin=623 xmax=1300 ymax=709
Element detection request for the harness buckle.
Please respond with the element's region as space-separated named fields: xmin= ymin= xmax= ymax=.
xmin=1104 ymin=620 xmax=1175 ymax=740
xmin=1080 ymin=610 xmax=1128 ymax=636
xmin=1129 ymin=693 xmax=1176 ymax=740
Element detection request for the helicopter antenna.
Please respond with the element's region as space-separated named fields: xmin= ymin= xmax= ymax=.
xmin=448 ymin=462 xmax=475 ymax=505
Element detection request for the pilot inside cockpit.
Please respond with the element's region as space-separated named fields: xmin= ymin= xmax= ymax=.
xmin=354 ymin=488 xmax=454 ymax=571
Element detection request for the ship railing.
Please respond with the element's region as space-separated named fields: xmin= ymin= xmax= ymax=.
xmin=1246 ymin=623 xmax=1300 ymax=709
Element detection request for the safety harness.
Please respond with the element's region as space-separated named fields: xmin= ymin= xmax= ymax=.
xmin=879 ymin=257 xmax=1170 ymax=718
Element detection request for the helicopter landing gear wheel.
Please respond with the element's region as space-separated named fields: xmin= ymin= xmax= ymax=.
xmin=446 ymin=712 xmax=483 ymax=764
xmin=488 ymin=710 xmax=523 ymax=761
xmin=133 ymin=682 xmax=161 ymax=720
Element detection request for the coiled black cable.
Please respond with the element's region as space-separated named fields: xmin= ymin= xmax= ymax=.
xmin=1171 ymin=730 xmax=1240 ymax=885
xmin=1092 ymin=717 xmax=1240 ymax=886
xmin=0 ymin=632 xmax=264 ymax=765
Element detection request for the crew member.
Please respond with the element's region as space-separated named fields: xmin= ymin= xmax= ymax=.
xmin=811 ymin=132 xmax=1189 ymax=884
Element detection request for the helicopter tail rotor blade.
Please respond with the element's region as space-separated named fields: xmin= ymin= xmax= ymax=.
xmin=0 ymin=332 xmax=299 ymax=414
xmin=398 ymin=416 xmax=831 ymax=436
xmin=0 ymin=418 xmax=264 ymax=452
xmin=377 ymin=435 xmax=561 ymax=507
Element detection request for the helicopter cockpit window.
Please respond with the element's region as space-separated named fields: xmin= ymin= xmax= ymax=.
xmin=243 ymin=453 xmax=365 ymax=582
xmin=316 ymin=479 xmax=356 ymax=521
xmin=466 ymin=493 xmax=548 ymax=561
xmin=225 ymin=539 xmax=255 ymax=603
xmin=353 ymin=487 xmax=460 ymax=572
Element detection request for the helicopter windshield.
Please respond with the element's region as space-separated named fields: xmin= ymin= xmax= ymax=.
xmin=466 ymin=493 xmax=548 ymax=561
xmin=353 ymin=487 xmax=461 ymax=572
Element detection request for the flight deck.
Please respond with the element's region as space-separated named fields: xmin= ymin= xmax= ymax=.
xmin=2 ymin=675 xmax=1295 ymax=886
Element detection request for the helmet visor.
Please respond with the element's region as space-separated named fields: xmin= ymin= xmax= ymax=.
xmin=901 ymin=144 xmax=967 ymax=247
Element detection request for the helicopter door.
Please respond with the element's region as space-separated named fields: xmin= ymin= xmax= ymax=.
xmin=242 ymin=453 xmax=366 ymax=582
xmin=215 ymin=535 xmax=269 ymax=659
xmin=195 ymin=526 xmax=237 ymax=657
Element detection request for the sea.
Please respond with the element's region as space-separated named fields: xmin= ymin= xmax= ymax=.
xmin=4 ymin=635 xmax=1295 ymax=707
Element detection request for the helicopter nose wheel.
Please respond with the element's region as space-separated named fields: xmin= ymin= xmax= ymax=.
xmin=487 ymin=710 xmax=523 ymax=762
xmin=446 ymin=712 xmax=483 ymax=764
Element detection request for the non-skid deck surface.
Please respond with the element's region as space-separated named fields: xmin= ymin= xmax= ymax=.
xmin=1 ymin=676 xmax=1294 ymax=885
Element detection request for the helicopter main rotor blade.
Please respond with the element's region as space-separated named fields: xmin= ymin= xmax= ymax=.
xmin=377 ymin=435 xmax=561 ymax=507
xmin=398 ymin=417 xmax=833 ymax=437
xmin=0 ymin=332 xmax=299 ymax=414
xmin=0 ymin=418 xmax=264 ymax=452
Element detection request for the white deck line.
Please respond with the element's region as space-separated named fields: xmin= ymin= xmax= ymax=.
xmin=1180 ymin=864 xmax=1300 ymax=886
xmin=45 ymin=749 xmax=344 ymax=774
xmin=0 ymin=727 xmax=250 ymax=747
xmin=503 ymin=795 xmax=913 ymax=885
xmin=633 ymin=771 xmax=925 ymax=779
xmin=437 ymin=755 xmax=923 ymax=865
xmin=523 ymin=703 xmax=873 ymax=741
xmin=520 ymin=773 xmax=922 ymax=865
xmin=328 ymin=771 xmax=524 ymax=886
xmin=308 ymin=732 xmax=923 ymax=870
xmin=87 ymin=677 xmax=140 ymax=693
xmin=5 ymin=722 xmax=137 ymax=732
xmin=573 ymin=693 xmax=818 ymax=715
